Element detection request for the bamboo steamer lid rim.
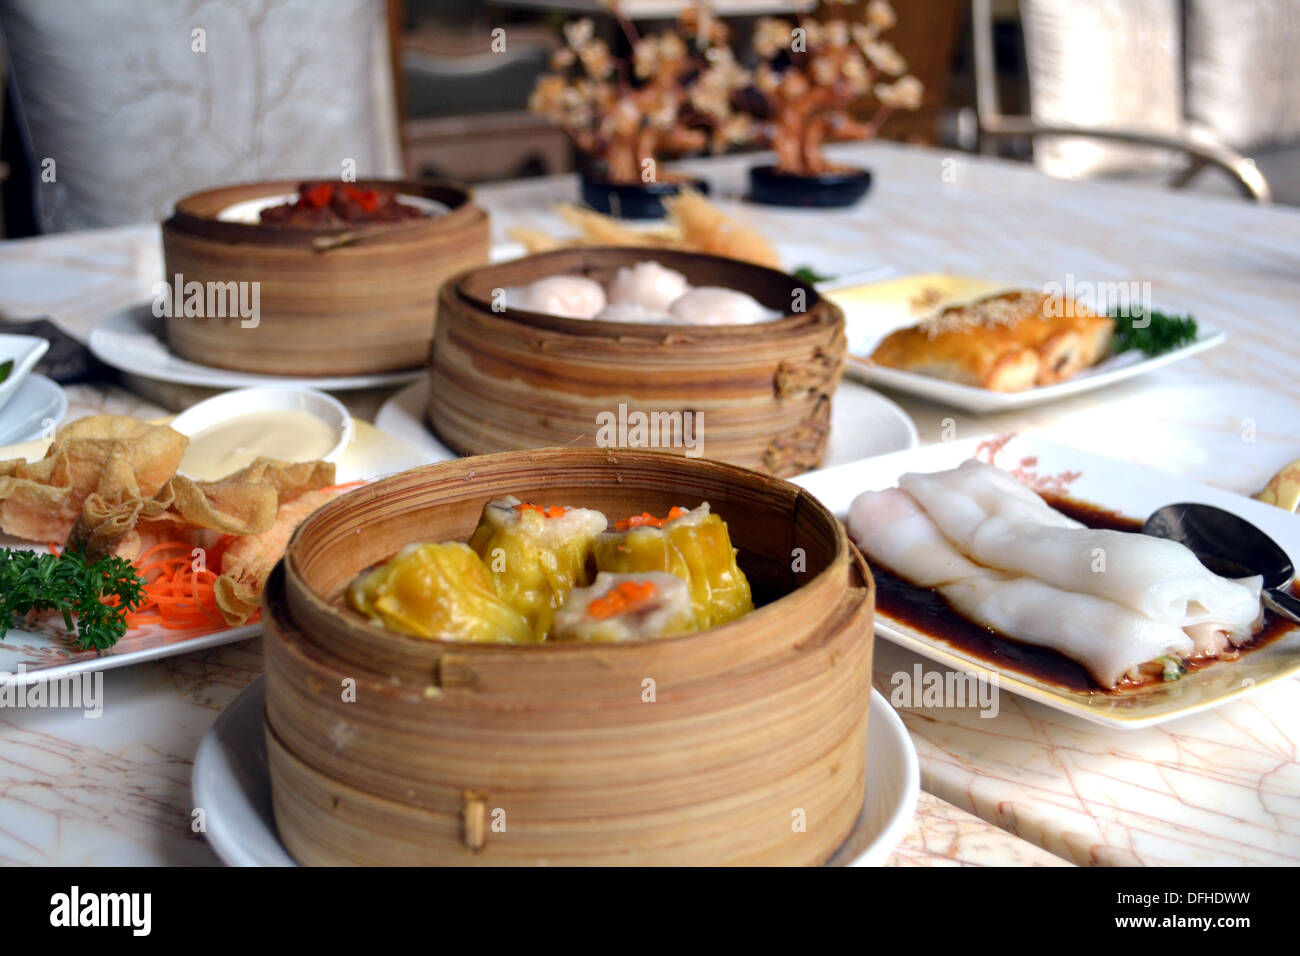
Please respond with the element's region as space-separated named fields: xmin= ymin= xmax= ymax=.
xmin=165 ymin=177 xmax=483 ymax=248
xmin=447 ymin=245 xmax=837 ymax=341
xmin=280 ymin=447 xmax=867 ymax=660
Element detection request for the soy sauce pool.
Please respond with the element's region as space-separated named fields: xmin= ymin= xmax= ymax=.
xmin=872 ymin=493 xmax=1297 ymax=695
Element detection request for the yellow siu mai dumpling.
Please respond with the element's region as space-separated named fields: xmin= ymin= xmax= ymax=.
xmin=467 ymin=495 xmax=608 ymax=638
xmin=551 ymin=571 xmax=699 ymax=643
xmin=593 ymin=503 xmax=754 ymax=629
xmin=347 ymin=541 xmax=534 ymax=643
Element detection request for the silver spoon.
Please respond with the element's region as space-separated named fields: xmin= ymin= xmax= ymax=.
xmin=1143 ymin=502 xmax=1300 ymax=625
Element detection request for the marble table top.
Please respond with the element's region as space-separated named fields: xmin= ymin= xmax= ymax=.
xmin=4 ymin=139 xmax=1299 ymax=866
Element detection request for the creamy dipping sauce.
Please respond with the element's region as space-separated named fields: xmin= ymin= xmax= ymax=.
xmin=180 ymin=410 xmax=338 ymax=480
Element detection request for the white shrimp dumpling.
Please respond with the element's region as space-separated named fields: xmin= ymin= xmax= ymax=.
xmin=510 ymin=275 xmax=606 ymax=319
xmin=668 ymin=286 xmax=777 ymax=326
xmin=605 ymin=261 xmax=691 ymax=313
xmin=596 ymin=301 xmax=673 ymax=323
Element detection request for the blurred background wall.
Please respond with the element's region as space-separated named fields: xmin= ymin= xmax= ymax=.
xmin=1 ymin=0 xmax=1295 ymax=237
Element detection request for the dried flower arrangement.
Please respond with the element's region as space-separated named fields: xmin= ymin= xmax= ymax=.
xmin=750 ymin=0 xmax=923 ymax=177
xmin=528 ymin=6 xmax=753 ymax=188
xmin=528 ymin=1 xmax=925 ymax=212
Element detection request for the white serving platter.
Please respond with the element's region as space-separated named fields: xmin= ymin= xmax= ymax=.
xmin=794 ymin=434 xmax=1300 ymax=728
xmin=827 ymin=275 xmax=1226 ymax=413
xmin=0 ymin=420 xmax=429 ymax=687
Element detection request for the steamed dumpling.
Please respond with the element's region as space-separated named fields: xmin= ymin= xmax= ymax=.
xmin=596 ymin=301 xmax=673 ymax=323
xmin=510 ymin=275 xmax=606 ymax=319
xmin=668 ymin=287 xmax=776 ymax=326
xmin=606 ymin=261 xmax=691 ymax=313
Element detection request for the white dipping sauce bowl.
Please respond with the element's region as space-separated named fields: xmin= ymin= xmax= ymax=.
xmin=169 ymin=386 xmax=353 ymax=478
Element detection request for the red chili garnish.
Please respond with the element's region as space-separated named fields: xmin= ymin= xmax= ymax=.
xmin=299 ymin=183 xmax=334 ymax=208
xmin=587 ymin=580 xmax=658 ymax=620
xmin=344 ymin=185 xmax=380 ymax=213
xmin=614 ymin=506 xmax=687 ymax=531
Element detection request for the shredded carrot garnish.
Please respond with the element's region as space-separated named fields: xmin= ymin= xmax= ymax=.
xmin=122 ymin=539 xmax=239 ymax=632
xmin=514 ymin=502 xmax=566 ymax=519
xmin=614 ymin=507 xmax=688 ymax=532
xmin=587 ymin=580 xmax=658 ymax=620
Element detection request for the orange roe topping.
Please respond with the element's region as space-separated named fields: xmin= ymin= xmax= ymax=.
xmin=514 ymin=502 xmax=567 ymax=519
xmin=587 ymin=580 xmax=658 ymax=620
xmin=614 ymin=506 xmax=687 ymax=531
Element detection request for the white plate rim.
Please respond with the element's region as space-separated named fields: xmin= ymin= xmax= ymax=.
xmin=0 ymin=373 xmax=67 ymax=445
xmin=88 ymin=303 xmax=424 ymax=391
xmin=374 ymin=377 xmax=920 ymax=469
xmin=845 ymin=330 xmax=1226 ymax=413
xmin=0 ymin=333 xmax=50 ymax=413
xmin=193 ymin=677 xmax=918 ymax=867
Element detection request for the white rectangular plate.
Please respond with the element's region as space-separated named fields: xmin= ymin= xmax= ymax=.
xmin=826 ymin=275 xmax=1226 ymax=413
xmin=794 ymin=434 xmax=1300 ymax=728
xmin=0 ymin=421 xmax=433 ymax=687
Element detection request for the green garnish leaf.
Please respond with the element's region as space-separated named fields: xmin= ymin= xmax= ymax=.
xmin=793 ymin=266 xmax=834 ymax=284
xmin=0 ymin=359 xmax=12 ymax=384
xmin=1157 ymin=655 xmax=1186 ymax=682
xmin=1110 ymin=306 xmax=1198 ymax=357
xmin=0 ymin=546 xmax=146 ymax=652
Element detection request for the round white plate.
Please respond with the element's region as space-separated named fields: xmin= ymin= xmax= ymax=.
xmin=0 ymin=374 xmax=67 ymax=445
xmin=374 ymin=378 xmax=918 ymax=470
xmin=88 ymin=303 xmax=424 ymax=391
xmin=193 ymin=679 xmax=917 ymax=867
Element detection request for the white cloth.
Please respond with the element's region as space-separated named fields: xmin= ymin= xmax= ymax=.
xmin=0 ymin=0 xmax=403 ymax=232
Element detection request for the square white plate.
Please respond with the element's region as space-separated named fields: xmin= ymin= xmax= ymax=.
xmin=826 ymin=275 xmax=1225 ymax=413
xmin=0 ymin=334 xmax=50 ymax=414
xmin=794 ymin=434 xmax=1300 ymax=728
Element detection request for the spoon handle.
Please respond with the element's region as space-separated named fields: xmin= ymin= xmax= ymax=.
xmin=1262 ymin=588 xmax=1300 ymax=626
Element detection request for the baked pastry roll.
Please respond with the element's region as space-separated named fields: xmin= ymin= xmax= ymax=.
xmin=869 ymin=290 xmax=1114 ymax=392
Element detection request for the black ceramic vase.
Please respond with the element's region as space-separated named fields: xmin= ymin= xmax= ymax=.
xmin=579 ymin=173 xmax=711 ymax=219
xmin=748 ymin=165 xmax=872 ymax=208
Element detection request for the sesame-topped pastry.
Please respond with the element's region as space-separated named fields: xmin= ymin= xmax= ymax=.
xmin=869 ymin=290 xmax=1114 ymax=392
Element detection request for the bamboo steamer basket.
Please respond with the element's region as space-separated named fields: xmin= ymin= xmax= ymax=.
xmin=264 ymin=448 xmax=875 ymax=866
xmin=162 ymin=179 xmax=489 ymax=376
xmin=426 ymin=248 xmax=846 ymax=478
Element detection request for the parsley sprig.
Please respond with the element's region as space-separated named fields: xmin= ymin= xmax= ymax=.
xmin=793 ymin=265 xmax=834 ymax=284
xmin=1111 ymin=307 xmax=1198 ymax=357
xmin=0 ymin=359 xmax=12 ymax=384
xmin=0 ymin=547 xmax=146 ymax=651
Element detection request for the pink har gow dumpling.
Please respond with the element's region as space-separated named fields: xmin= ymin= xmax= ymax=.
xmin=668 ymin=287 xmax=776 ymax=326
xmin=596 ymin=301 xmax=673 ymax=323
xmin=606 ymin=261 xmax=691 ymax=314
xmin=510 ymin=275 xmax=606 ymax=319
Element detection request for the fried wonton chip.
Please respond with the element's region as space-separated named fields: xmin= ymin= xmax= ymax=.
xmin=0 ymin=415 xmax=187 ymax=542
xmin=663 ymin=191 xmax=781 ymax=270
xmin=508 ymin=192 xmax=780 ymax=270
xmin=69 ymin=456 xmax=335 ymax=560
xmin=213 ymin=486 xmax=340 ymax=626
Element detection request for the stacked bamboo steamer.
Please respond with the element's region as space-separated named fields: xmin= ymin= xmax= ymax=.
xmin=426 ymin=248 xmax=846 ymax=477
xmin=264 ymin=449 xmax=875 ymax=865
xmin=162 ymin=179 xmax=489 ymax=376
